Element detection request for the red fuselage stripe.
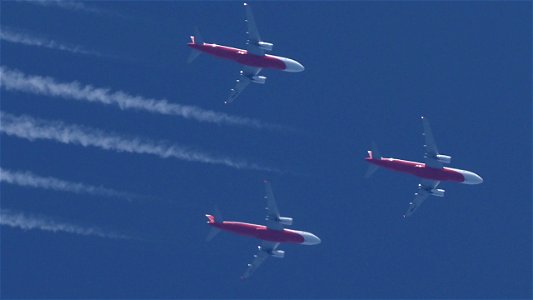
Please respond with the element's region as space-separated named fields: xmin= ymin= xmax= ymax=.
xmin=188 ymin=43 xmax=286 ymax=70
xmin=367 ymin=158 xmax=465 ymax=182
xmin=211 ymin=221 xmax=305 ymax=243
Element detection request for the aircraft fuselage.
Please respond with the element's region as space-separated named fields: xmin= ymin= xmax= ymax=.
xmin=365 ymin=157 xmax=483 ymax=184
xmin=208 ymin=220 xmax=320 ymax=245
xmin=188 ymin=42 xmax=304 ymax=72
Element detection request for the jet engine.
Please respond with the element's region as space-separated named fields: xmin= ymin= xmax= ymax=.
xmin=257 ymin=41 xmax=273 ymax=51
xmin=251 ymin=75 xmax=267 ymax=84
xmin=419 ymin=184 xmax=445 ymax=197
xmin=270 ymin=250 xmax=285 ymax=258
xmin=277 ymin=217 xmax=293 ymax=226
xmin=429 ymin=188 xmax=445 ymax=197
xmin=435 ymin=154 xmax=452 ymax=164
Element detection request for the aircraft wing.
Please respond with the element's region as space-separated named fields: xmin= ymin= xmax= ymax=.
xmin=226 ymin=66 xmax=262 ymax=104
xmin=244 ymin=3 xmax=265 ymax=56
xmin=403 ymin=179 xmax=440 ymax=218
xmin=241 ymin=241 xmax=279 ymax=280
xmin=264 ymin=180 xmax=284 ymax=230
xmin=421 ymin=116 xmax=443 ymax=169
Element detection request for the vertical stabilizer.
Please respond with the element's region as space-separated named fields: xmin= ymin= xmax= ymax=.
xmin=364 ymin=142 xmax=380 ymax=178
xmin=187 ymin=27 xmax=204 ymax=63
xmin=205 ymin=215 xmax=220 ymax=242
xmin=205 ymin=206 xmax=223 ymax=242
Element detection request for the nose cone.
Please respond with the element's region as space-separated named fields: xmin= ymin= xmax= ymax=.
xmin=462 ymin=170 xmax=483 ymax=185
xmin=301 ymin=232 xmax=321 ymax=245
xmin=280 ymin=57 xmax=305 ymax=72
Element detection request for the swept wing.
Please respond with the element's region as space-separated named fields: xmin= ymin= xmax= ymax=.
xmin=244 ymin=3 xmax=265 ymax=56
xmin=404 ymin=179 xmax=440 ymax=218
xmin=241 ymin=241 xmax=280 ymax=280
xmin=226 ymin=66 xmax=262 ymax=104
xmin=264 ymin=180 xmax=285 ymax=230
xmin=422 ymin=116 xmax=444 ymax=169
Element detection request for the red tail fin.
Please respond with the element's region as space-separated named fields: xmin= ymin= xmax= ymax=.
xmin=190 ymin=35 xmax=196 ymax=44
xmin=205 ymin=214 xmax=215 ymax=224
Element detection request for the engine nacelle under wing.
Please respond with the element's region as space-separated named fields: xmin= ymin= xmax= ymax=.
xmin=251 ymin=75 xmax=267 ymax=84
xmin=430 ymin=188 xmax=445 ymax=197
xmin=435 ymin=154 xmax=452 ymax=164
xmin=278 ymin=217 xmax=293 ymax=226
xmin=270 ymin=250 xmax=285 ymax=258
xmin=257 ymin=41 xmax=273 ymax=51
xmin=419 ymin=184 xmax=445 ymax=197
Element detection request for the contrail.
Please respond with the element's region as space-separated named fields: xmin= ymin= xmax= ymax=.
xmin=17 ymin=0 xmax=102 ymax=14
xmin=0 ymin=27 xmax=100 ymax=56
xmin=0 ymin=111 xmax=278 ymax=172
xmin=0 ymin=167 xmax=138 ymax=200
xmin=0 ymin=67 xmax=283 ymax=130
xmin=0 ymin=209 xmax=131 ymax=240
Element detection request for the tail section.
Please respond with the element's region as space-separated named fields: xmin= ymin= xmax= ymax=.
xmin=205 ymin=214 xmax=215 ymax=224
xmin=364 ymin=142 xmax=381 ymax=178
xmin=187 ymin=27 xmax=204 ymax=63
xmin=205 ymin=206 xmax=223 ymax=242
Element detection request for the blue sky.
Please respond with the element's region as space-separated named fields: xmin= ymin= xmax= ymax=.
xmin=1 ymin=1 xmax=531 ymax=298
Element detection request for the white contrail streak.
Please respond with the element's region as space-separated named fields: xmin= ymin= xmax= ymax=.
xmin=0 ymin=167 xmax=138 ymax=200
xmin=1 ymin=209 xmax=130 ymax=240
xmin=0 ymin=112 xmax=278 ymax=172
xmin=0 ymin=67 xmax=282 ymax=130
xmin=18 ymin=0 xmax=101 ymax=13
xmin=0 ymin=28 xmax=99 ymax=56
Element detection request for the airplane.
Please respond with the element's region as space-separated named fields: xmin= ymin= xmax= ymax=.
xmin=205 ymin=180 xmax=321 ymax=279
xmin=187 ymin=2 xmax=305 ymax=104
xmin=365 ymin=116 xmax=483 ymax=218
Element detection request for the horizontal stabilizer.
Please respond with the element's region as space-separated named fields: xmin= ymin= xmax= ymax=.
xmin=187 ymin=49 xmax=201 ymax=64
xmin=364 ymin=164 xmax=379 ymax=178
xmin=205 ymin=209 xmax=222 ymax=242
xmin=205 ymin=226 xmax=221 ymax=242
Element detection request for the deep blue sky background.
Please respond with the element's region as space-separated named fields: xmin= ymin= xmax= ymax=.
xmin=1 ymin=1 xmax=531 ymax=298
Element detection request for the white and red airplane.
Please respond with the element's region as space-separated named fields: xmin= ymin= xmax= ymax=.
xmin=205 ymin=181 xmax=321 ymax=279
xmin=365 ymin=116 xmax=483 ymax=218
xmin=187 ymin=3 xmax=304 ymax=104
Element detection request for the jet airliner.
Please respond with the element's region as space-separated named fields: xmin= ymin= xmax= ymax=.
xmin=365 ymin=116 xmax=483 ymax=217
xmin=187 ymin=3 xmax=304 ymax=104
xmin=206 ymin=181 xmax=320 ymax=279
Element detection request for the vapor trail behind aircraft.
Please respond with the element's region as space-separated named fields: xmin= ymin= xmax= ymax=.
xmin=0 ymin=167 xmax=138 ymax=200
xmin=0 ymin=66 xmax=282 ymax=130
xmin=0 ymin=111 xmax=278 ymax=172
xmin=0 ymin=28 xmax=99 ymax=56
xmin=18 ymin=0 xmax=102 ymax=14
xmin=0 ymin=209 xmax=131 ymax=240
